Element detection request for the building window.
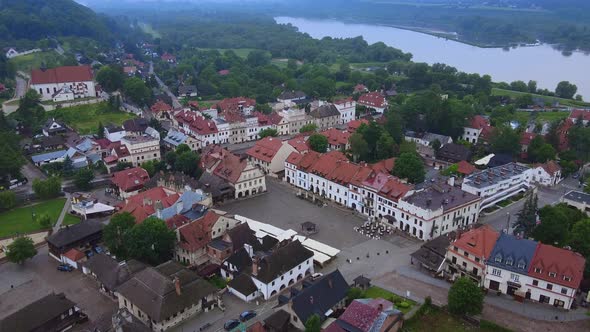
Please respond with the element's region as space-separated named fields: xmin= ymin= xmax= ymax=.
xmin=532 ymin=280 xmax=538 ymax=286
xmin=505 ymin=258 xmax=513 ymax=266
xmin=546 ymin=283 xmax=553 ymax=291
xmin=548 ymin=272 xmax=557 ymax=278
xmin=563 ymin=276 xmax=572 ymax=282
xmin=561 ymin=288 xmax=568 ymax=295
xmin=492 ymin=268 xmax=501 ymax=277
xmin=534 ymin=268 xmax=542 ymax=273
xmin=494 ymin=255 xmax=502 ymax=263
xmin=517 ymin=261 xmax=525 ymax=269
xmin=510 ymin=273 xmax=519 ymax=283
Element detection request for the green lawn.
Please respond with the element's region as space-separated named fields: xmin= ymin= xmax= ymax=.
xmin=0 ymin=198 xmax=68 ymax=238
xmin=404 ymin=304 xmax=512 ymax=332
xmin=492 ymin=88 xmax=590 ymax=108
xmin=63 ymin=214 xmax=81 ymax=226
xmin=9 ymin=51 xmax=64 ymax=73
xmin=46 ymin=102 xmax=136 ymax=134
xmin=363 ymin=286 xmax=416 ymax=314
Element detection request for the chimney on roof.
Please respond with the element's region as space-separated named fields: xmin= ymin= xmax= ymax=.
xmin=173 ymin=276 xmax=181 ymax=295
xmin=252 ymin=257 xmax=260 ymax=276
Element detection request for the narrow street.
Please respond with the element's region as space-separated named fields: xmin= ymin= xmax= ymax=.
xmin=150 ymin=61 xmax=181 ymax=108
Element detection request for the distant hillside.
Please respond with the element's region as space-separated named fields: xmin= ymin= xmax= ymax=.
xmin=0 ymin=0 xmax=119 ymax=46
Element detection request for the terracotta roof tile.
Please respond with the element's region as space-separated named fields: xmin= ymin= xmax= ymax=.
xmin=111 ymin=167 xmax=150 ymax=193
xmin=452 ymin=225 xmax=499 ymax=259
xmin=246 ymin=137 xmax=284 ymax=163
xmin=31 ymin=65 xmax=93 ymax=84
xmin=529 ymin=243 xmax=585 ymax=289
xmin=358 ymin=92 xmax=386 ymax=108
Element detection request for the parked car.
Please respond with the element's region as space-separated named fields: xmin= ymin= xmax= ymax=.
xmin=57 ymin=264 xmax=73 ymax=272
xmin=94 ymin=246 xmax=104 ymax=254
xmin=239 ymin=310 xmax=256 ymax=322
xmin=85 ymin=249 xmax=94 ymax=257
xmin=311 ymin=272 xmax=323 ymax=281
xmin=223 ymin=319 xmax=240 ymax=331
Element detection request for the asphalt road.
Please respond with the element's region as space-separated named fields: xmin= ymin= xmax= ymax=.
xmin=480 ymin=176 xmax=579 ymax=233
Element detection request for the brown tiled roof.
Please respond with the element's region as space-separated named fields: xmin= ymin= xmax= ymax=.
xmin=175 ymin=110 xmax=218 ymax=135
xmin=117 ymin=187 xmax=180 ymax=223
xmin=63 ymin=248 xmax=85 ymax=261
xmin=287 ymin=137 xmax=309 ymax=153
xmin=347 ymin=119 xmax=369 ymax=133
xmin=178 ymin=211 xmax=220 ymax=252
xmin=247 ymin=137 xmax=283 ymax=163
xmin=457 ymin=160 xmax=476 ymax=175
xmin=31 ymin=65 xmax=93 ymax=84
xmin=537 ymin=160 xmax=561 ymax=175
xmin=452 ymin=225 xmax=499 ymax=259
xmin=358 ymin=92 xmax=386 ymax=108
xmin=151 ymin=100 xmax=172 ymax=113
xmin=529 ymin=244 xmax=586 ymax=289
xmin=111 ymin=167 xmax=150 ymax=193
xmin=321 ymin=128 xmax=350 ymax=146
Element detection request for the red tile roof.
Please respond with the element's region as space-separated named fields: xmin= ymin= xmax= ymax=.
xmin=253 ymin=111 xmax=282 ymax=126
xmin=31 ymin=65 xmax=93 ymax=85
xmin=111 ymin=167 xmax=150 ymax=193
xmin=557 ymin=118 xmax=574 ymax=151
xmin=339 ymin=300 xmax=381 ymax=332
xmin=452 ymin=225 xmax=499 ymax=260
xmin=286 ymin=152 xmax=303 ymax=166
xmin=212 ymin=152 xmax=247 ymax=184
xmin=246 ymin=137 xmax=284 ymax=163
xmin=334 ymin=97 xmax=354 ymax=105
xmin=529 ymin=244 xmax=586 ymax=289
xmin=150 ymin=100 xmax=173 ymax=113
xmin=216 ymin=97 xmax=256 ymax=113
xmin=321 ymin=128 xmax=351 ymax=147
xmin=354 ymin=84 xmax=368 ymax=93
xmin=309 ymin=152 xmax=349 ymax=178
xmin=520 ymin=132 xmax=536 ymax=146
xmin=378 ymin=177 xmax=411 ymax=201
xmin=63 ymin=248 xmax=85 ymax=261
xmin=370 ymin=158 xmax=396 ymax=174
xmin=293 ymin=151 xmax=321 ymax=172
xmin=468 ymin=115 xmax=493 ymax=140
xmin=175 ymin=110 xmax=218 ymax=135
xmin=569 ymin=109 xmax=590 ymax=122
xmin=536 ymin=160 xmax=561 ymax=176
xmin=358 ymin=92 xmax=386 ymax=108
xmin=161 ymin=53 xmax=176 ymax=61
xmin=347 ymin=119 xmax=369 ymax=133
xmin=94 ymin=138 xmax=112 ymax=149
xmin=457 ymin=160 xmax=477 ymax=175
xmin=287 ymin=137 xmax=309 ymax=153
xmin=325 ymin=161 xmax=361 ymax=185
xmin=350 ymin=166 xmax=373 ymax=187
xmin=117 ymin=187 xmax=180 ymax=223
xmin=178 ymin=211 xmax=220 ymax=252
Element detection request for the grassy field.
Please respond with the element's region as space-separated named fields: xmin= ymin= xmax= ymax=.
xmin=492 ymin=88 xmax=590 ymax=108
xmin=9 ymin=51 xmax=64 ymax=73
xmin=62 ymin=214 xmax=81 ymax=226
xmin=404 ymin=304 xmax=512 ymax=332
xmin=46 ymin=102 xmax=136 ymax=134
xmin=0 ymin=198 xmax=68 ymax=238
xmin=363 ymin=286 xmax=416 ymax=314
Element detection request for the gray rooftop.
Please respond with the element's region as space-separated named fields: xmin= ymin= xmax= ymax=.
xmin=563 ymin=190 xmax=590 ymax=205
xmin=403 ymin=183 xmax=480 ymax=212
xmin=463 ymin=162 xmax=530 ymax=189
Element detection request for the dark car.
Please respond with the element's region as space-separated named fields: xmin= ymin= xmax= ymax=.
xmin=224 ymin=319 xmax=240 ymax=331
xmin=239 ymin=310 xmax=257 ymax=322
xmin=57 ymin=264 xmax=73 ymax=272
xmin=85 ymin=249 xmax=94 ymax=257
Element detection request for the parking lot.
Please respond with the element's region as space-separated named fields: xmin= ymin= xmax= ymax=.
xmin=0 ymin=246 xmax=116 ymax=324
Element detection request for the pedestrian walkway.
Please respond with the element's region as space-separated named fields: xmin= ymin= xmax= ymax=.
xmin=53 ymin=194 xmax=71 ymax=232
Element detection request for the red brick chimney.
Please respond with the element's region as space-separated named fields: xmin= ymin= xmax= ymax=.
xmin=252 ymin=257 xmax=260 ymax=276
xmin=174 ymin=276 xmax=181 ymax=295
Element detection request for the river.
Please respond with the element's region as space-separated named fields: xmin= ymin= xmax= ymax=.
xmin=276 ymin=17 xmax=590 ymax=100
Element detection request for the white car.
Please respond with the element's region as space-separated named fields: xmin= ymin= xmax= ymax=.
xmin=311 ymin=273 xmax=323 ymax=281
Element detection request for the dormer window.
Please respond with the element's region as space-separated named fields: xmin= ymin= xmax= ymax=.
xmin=563 ymin=276 xmax=572 ymax=282
xmin=534 ymin=268 xmax=542 ymax=273
xmin=548 ymin=272 xmax=557 ymax=278
xmin=505 ymin=257 xmax=513 ymax=266
xmin=517 ymin=261 xmax=525 ymax=269
xmin=494 ymin=254 xmax=502 ymax=263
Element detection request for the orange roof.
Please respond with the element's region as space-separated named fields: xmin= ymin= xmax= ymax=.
xmin=309 ymin=152 xmax=348 ymax=177
xmin=378 ymin=177 xmax=411 ymax=201
xmin=175 ymin=110 xmax=218 ymax=135
xmin=452 ymin=225 xmax=499 ymax=260
xmin=63 ymin=248 xmax=85 ymax=261
xmin=325 ymin=161 xmax=361 ymax=185
xmin=287 ymin=137 xmax=309 ymax=153
xmin=347 ymin=119 xmax=369 ymax=133
xmin=320 ymin=128 xmax=350 ymax=146
xmin=457 ymin=160 xmax=476 ymax=175
xmin=117 ymin=187 xmax=180 ymax=223
xmin=370 ymin=158 xmax=396 ymax=174
xmin=178 ymin=211 xmax=220 ymax=252
xmin=536 ymin=160 xmax=561 ymax=175
xmin=358 ymin=92 xmax=386 ymax=108
xmin=246 ymin=137 xmax=284 ymax=163
xmin=468 ymin=115 xmax=493 ymax=139
xmin=213 ymin=152 xmax=247 ymax=184
xmin=150 ymin=100 xmax=172 ymax=113
xmin=111 ymin=167 xmax=150 ymax=193
xmin=350 ymin=166 xmax=373 ymax=187
xmin=295 ymin=151 xmax=322 ymax=172
xmin=529 ymin=244 xmax=585 ymax=289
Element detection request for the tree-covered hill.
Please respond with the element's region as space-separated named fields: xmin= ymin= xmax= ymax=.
xmin=0 ymin=0 xmax=120 ymax=47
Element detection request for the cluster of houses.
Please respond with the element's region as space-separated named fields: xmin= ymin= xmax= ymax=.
xmin=412 ymin=225 xmax=586 ymax=310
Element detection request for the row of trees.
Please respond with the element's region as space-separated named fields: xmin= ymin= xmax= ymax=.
xmin=96 ymin=65 xmax=153 ymax=106
xmin=498 ymin=80 xmax=580 ymax=100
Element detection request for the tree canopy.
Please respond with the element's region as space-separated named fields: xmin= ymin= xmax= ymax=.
xmin=391 ymin=152 xmax=425 ymax=184
xmin=447 ymin=277 xmax=484 ymax=316
xmin=309 ymin=134 xmax=328 ymax=153
xmin=103 ymin=212 xmax=136 ymax=259
xmin=126 ymin=217 xmax=176 ymax=265
xmin=6 ymin=236 xmax=37 ymax=264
